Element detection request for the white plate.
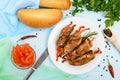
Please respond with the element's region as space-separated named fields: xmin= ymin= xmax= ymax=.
xmin=48 ymin=17 xmax=105 ymax=74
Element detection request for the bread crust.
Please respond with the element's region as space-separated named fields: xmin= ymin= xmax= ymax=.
xmin=17 ymin=9 xmax=63 ymax=28
xmin=40 ymin=0 xmax=71 ymax=10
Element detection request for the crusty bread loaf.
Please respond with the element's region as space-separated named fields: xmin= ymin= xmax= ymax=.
xmin=39 ymin=0 xmax=71 ymax=10
xmin=17 ymin=9 xmax=63 ymax=28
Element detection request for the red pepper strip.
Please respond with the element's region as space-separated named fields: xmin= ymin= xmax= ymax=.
xmin=108 ymin=60 xmax=114 ymax=78
xmin=56 ymin=46 xmax=62 ymax=61
xmin=57 ymin=46 xmax=62 ymax=52
xmin=67 ymin=54 xmax=72 ymax=59
xmin=63 ymin=26 xmax=69 ymax=33
xmin=17 ymin=35 xmax=37 ymax=42
xmin=88 ymin=38 xmax=95 ymax=44
xmin=77 ymin=26 xmax=85 ymax=32
xmin=79 ymin=28 xmax=90 ymax=34
xmin=63 ymin=22 xmax=72 ymax=33
xmin=94 ymin=48 xmax=101 ymax=54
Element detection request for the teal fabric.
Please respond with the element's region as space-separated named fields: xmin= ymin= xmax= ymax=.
xmin=2 ymin=0 xmax=40 ymax=27
xmin=0 ymin=37 xmax=11 ymax=68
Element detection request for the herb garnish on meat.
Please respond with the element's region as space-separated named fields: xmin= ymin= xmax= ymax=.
xmin=83 ymin=31 xmax=98 ymax=40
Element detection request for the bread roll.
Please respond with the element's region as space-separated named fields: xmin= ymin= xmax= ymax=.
xmin=39 ymin=0 xmax=71 ymax=10
xmin=17 ymin=9 xmax=63 ymax=28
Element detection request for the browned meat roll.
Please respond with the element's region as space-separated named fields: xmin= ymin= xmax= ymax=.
xmin=70 ymin=39 xmax=93 ymax=60
xmin=63 ymin=27 xmax=90 ymax=57
xmin=69 ymin=50 xmax=95 ymax=66
xmin=56 ymin=22 xmax=75 ymax=47
xmin=63 ymin=31 xmax=82 ymax=56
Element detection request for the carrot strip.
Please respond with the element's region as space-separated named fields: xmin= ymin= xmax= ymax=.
xmin=79 ymin=28 xmax=90 ymax=34
xmin=63 ymin=26 xmax=69 ymax=33
xmin=67 ymin=54 xmax=72 ymax=59
xmin=94 ymin=48 xmax=101 ymax=54
xmin=56 ymin=46 xmax=62 ymax=61
xmin=88 ymin=38 xmax=95 ymax=44
xmin=77 ymin=26 xmax=85 ymax=32
xmin=63 ymin=22 xmax=73 ymax=33
xmin=12 ymin=43 xmax=35 ymax=68
xmin=57 ymin=46 xmax=62 ymax=52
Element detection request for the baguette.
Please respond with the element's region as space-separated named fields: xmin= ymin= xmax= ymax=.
xmin=39 ymin=0 xmax=71 ymax=10
xmin=17 ymin=9 xmax=63 ymax=28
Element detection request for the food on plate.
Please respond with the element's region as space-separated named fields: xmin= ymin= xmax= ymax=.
xmin=56 ymin=23 xmax=99 ymax=66
xmin=11 ymin=43 xmax=35 ymax=69
xmin=69 ymin=50 xmax=95 ymax=66
xmin=17 ymin=9 xmax=63 ymax=28
xmin=69 ymin=39 xmax=93 ymax=60
xmin=40 ymin=0 xmax=71 ymax=10
xmin=56 ymin=22 xmax=75 ymax=61
xmin=56 ymin=22 xmax=75 ymax=47
xmin=63 ymin=26 xmax=90 ymax=57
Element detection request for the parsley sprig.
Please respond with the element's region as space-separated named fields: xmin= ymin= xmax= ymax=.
xmin=72 ymin=0 xmax=120 ymax=27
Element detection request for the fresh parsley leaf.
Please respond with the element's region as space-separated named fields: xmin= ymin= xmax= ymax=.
xmin=80 ymin=9 xmax=84 ymax=13
xmin=71 ymin=0 xmax=120 ymax=27
xmin=105 ymin=19 xmax=114 ymax=27
xmin=72 ymin=7 xmax=79 ymax=16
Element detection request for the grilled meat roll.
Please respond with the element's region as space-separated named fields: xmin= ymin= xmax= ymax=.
xmin=69 ymin=50 xmax=95 ymax=66
xmin=56 ymin=22 xmax=75 ymax=47
xmin=63 ymin=27 xmax=90 ymax=57
xmin=63 ymin=31 xmax=82 ymax=56
xmin=70 ymin=39 xmax=93 ymax=60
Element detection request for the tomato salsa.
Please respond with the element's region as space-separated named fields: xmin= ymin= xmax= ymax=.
xmin=12 ymin=43 xmax=35 ymax=69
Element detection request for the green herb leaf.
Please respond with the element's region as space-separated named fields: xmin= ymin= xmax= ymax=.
xmin=72 ymin=7 xmax=79 ymax=16
xmin=80 ymin=9 xmax=84 ymax=13
xmin=72 ymin=0 xmax=120 ymax=27
xmin=83 ymin=31 xmax=98 ymax=40
xmin=105 ymin=19 xmax=114 ymax=27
